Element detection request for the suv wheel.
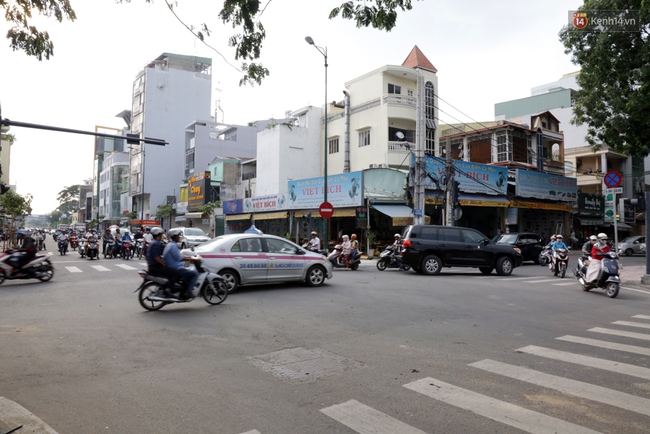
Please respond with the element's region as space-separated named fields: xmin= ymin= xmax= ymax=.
xmin=421 ymin=255 xmax=442 ymax=275
xmin=495 ymin=257 xmax=514 ymax=276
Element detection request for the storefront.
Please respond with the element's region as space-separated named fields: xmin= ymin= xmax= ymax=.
xmin=251 ymin=211 xmax=289 ymax=237
xmin=573 ymin=193 xmax=605 ymax=242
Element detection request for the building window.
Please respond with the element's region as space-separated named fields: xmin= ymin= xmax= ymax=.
xmin=425 ymin=82 xmax=436 ymax=153
xmin=407 ymin=89 xmax=414 ymax=97
xmin=359 ymin=130 xmax=371 ymax=147
xmin=328 ymin=138 xmax=339 ymax=154
xmin=388 ymin=84 xmax=401 ymax=94
xmin=496 ymin=132 xmax=513 ymax=162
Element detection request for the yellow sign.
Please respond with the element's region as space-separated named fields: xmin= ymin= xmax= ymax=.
xmin=509 ymin=200 xmax=572 ymax=212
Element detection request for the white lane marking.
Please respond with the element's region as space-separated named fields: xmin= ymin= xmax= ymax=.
xmin=612 ymin=320 xmax=650 ymax=330
xmin=470 ymin=359 xmax=650 ymax=417
xmin=497 ymin=276 xmax=534 ymax=281
xmin=589 ymin=327 xmax=650 ymax=341
xmin=91 ymin=265 xmax=110 ymax=272
xmin=115 ymin=264 xmax=137 ymax=270
xmin=320 ymin=399 xmax=427 ymax=434
xmin=516 ymin=345 xmax=650 ymax=381
xmin=620 ymin=286 xmax=650 ymax=295
xmin=553 ymin=282 xmax=576 ymax=286
xmin=557 ymin=335 xmax=650 ymax=357
xmin=403 ymin=378 xmax=601 ymax=434
xmin=633 ymin=314 xmax=650 ymax=320
xmin=526 ymin=279 xmax=562 ymax=283
xmin=65 ymin=266 xmax=82 ymax=273
xmin=238 ymin=431 xmax=261 ymax=434
xmin=138 ymin=262 xmax=147 ymax=266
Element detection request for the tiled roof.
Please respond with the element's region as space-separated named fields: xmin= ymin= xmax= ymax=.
xmin=402 ymin=46 xmax=437 ymax=72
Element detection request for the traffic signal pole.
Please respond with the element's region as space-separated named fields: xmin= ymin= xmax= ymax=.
xmin=445 ymin=136 xmax=453 ymax=226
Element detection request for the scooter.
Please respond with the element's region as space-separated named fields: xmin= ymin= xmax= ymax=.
xmin=87 ymin=240 xmax=99 ymax=260
xmin=78 ymin=238 xmax=87 ymax=258
xmin=135 ymin=239 xmax=145 ymax=260
xmin=538 ymin=246 xmax=552 ymax=266
xmin=549 ymin=247 xmax=569 ymax=278
xmin=376 ymin=246 xmax=411 ymax=271
xmin=575 ymin=251 xmax=620 ymax=298
xmin=58 ymin=239 xmax=68 ymax=256
xmin=122 ymin=240 xmax=133 ymax=260
xmin=0 ymin=251 xmax=54 ymax=284
xmin=135 ymin=258 xmax=228 ymax=311
xmin=69 ymin=236 xmax=78 ymax=251
xmin=327 ymin=245 xmax=361 ymax=270
xmin=301 ymin=242 xmax=327 ymax=256
xmin=104 ymin=240 xmax=115 ymax=259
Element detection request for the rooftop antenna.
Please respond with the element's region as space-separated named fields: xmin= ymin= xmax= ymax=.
xmin=214 ymin=85 xmax=224 ymax=124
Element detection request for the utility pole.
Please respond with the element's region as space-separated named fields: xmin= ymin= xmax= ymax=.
xmin=445 ymin=136 xmax=453 ymax=226
xmin=413 ymin=74 xmax=425 ymax=225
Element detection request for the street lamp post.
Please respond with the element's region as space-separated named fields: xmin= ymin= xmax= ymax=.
xmin=305 ymin=36 xmax=329 ymax=248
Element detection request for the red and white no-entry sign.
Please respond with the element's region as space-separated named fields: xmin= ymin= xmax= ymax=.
xmin=319 ymin=201 xmax=334 ymax=219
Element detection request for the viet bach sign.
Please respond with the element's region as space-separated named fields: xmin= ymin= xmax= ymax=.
xmin=287 ymin=171 xmax=363 ymax=209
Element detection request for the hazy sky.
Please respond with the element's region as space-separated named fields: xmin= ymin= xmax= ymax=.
xmin=0 ymin=0 xmax=582 ymax=214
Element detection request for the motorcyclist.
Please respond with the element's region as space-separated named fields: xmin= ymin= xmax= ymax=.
xmin=57 ymin=230 xmax=69 ymax=253
xmin=582 ymin=235 xmax=598 ymax=257
xmin=340 ymin=235 xmax=352 ymax=269
xmin=121 ymin=230 xmax=133 ymax=257
xmin=163 ymin=229 xmax=200 ymax=300
xmin=9 ymin=234 xmax=36 ymax=274
xmin=70 ymin=231 xmax=78 ymax=249
xmin=102 ymin=229 xmax=113 ymax=255
xmin=390 ymin=233 xmax=405 ymax=271
xmin=35 ymin=230 xmax=45 ymax=251
xmin=307 ymin=231 xmax=321 ymax=252
xmin=586 ymin=233 xmax=611 ymax=283
xmin=113 ymin=228 xmax=122 ymax=257
xmin=86 ymin=230 xmax=100 ymax=259
xmin=546 ymin=235 xmax=557 ymax=248
xmin=145 ymin=227 xmax=179 ymax=295
xmin=550 ymin=234 xmax=568 ymax=270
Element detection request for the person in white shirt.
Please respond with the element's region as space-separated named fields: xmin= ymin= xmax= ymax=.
xmin=307 ymin=231 xmax=321 ymax=252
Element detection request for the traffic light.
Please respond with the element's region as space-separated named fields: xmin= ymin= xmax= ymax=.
xmin=451 ymin=180 xmax=460 ymax=208
xmin=126 ymin=133 xmax=140 ymax=145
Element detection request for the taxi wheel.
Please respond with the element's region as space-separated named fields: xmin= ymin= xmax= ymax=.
xmin=219 ymin=269 xmax=239 ymax=293
xmin=306 ymin=265 xmax=326 ymax=287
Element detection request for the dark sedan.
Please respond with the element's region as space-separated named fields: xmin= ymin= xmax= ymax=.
xmin=493 ymin=232 xmax=544 ymax=263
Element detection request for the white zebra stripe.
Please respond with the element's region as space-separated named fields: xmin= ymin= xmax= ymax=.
xmin=556 ymin=335 xmax=650 ymax=357
xmin=65 ymin=266 xmax=82 ymax=273
xmin=115 ymin=264 xmax=137 ymax=270
xmin=612 ymin=320 xmax=650 ymax=330
xmin=321 ymin=399 xmax=427 ymax=434
xmin=632 ymin=314 xmax=650 ymax=320
xmin=91 ymin=265 xmax=110 ymax=272
xmin=589 ymin=327 xmax=650 ymax=341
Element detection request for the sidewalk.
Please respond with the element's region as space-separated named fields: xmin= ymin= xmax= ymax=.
xmin=619 ymin=264 xmax=650 ymax=290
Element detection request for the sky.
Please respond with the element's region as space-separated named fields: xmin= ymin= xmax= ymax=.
xmin=0 ymin=0 xmax=583 ymax=215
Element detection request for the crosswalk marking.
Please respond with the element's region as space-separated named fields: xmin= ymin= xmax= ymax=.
xmin=65 ymin=266 xmax=82 ymax=273
xmin=516 ymin=345 xmax=650 ymax=381
xmin=553 ymin=281 xmax=575 ymax=286
xmin=497 ymin=276 xmax=533 ymax=281
xmin=633 ymin=314 xmax=650 ymax=320
xmin=526 ymin=278 xmax=561 ymax=283
xmin=320 ymin=399 xmax=427 ymax=434
xmin=115 ymin=264 xmax=137 ymax=270
xmin=91 ymin=265 xmax=110 ymax=272
xmin=469 ymin=359 xmax=650 ymax=417
xmin=589 ymin=327 xmax=650 ymax=341
xmin=556 ymin=335 xmax=650 ymax=357
xmin=238 ymin=431 xmax=261 ymax=434
xmin=612 ymin=320 xmax=650 ymax=330
xmin=403 ymin=378 xmax=601 ymax=434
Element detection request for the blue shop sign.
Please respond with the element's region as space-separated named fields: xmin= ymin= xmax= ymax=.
xmin=515 ymin=169 xmax=577 ymax=202
xmin=287 ymin=171 xmax=363 ymax=209
xmin=419 ymin=155 xmax=507 ymax=196
xmin=223 ymin=199 xmax=244 ymax=214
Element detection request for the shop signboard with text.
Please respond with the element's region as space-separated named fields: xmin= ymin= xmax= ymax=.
xmin=188 ymin=171 xmax=211 ymax=212
xmin=515 ymin=169 xmax=577 ymax=202
xmin=287 ymin=171 xmax=363 ymax=209
xmin=243 ymin=194 xmax=287 ymax=213
xmin=223 ymin=199 xmax=244 ymax=215
xmin=419 ymin=155 xmax=507 ymax=196
xmin=577 ymin=193 xmax=604 ymax=216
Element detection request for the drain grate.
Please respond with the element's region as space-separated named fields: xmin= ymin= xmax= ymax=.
xmin=249 ymin=347 xmax=364 ymax=383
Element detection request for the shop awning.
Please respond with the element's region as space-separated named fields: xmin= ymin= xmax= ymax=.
xmin=225 ymin=213 xmax=251 ymax=221
xmin=185 ymin=212 xmax=203 ymax=219
xmin=576 ymin=217 xmax=604 ymax=226
xmin=509 ymin=200 xmax=573 ymax=212
xmin=310 ymin=209 xmax=357 ymax=218
xmin=253 ymin=211 xmax=287 ymax=221
xmin=459 ymin=194 xmax=509 ymax=208
xmin=373 ymin=205 xmax=417 ymax=226
xmin=616 ymin=222 xmax=633 ymax=230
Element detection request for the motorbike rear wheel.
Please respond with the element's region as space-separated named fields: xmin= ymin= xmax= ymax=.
xmin=560 ymin=263 xmax=566 ymax=278
xmin=37 ymin=263 xmax=54 ymax=282
xmin=139 ymin=281 xmax=168 ymax=311
xmin=376 ymin=259 xmax=388 ymax=271
xmin=605 ymin=282 xmax=620 ymax=298
xmin=202 ymin=279 xmax=228 ymax=305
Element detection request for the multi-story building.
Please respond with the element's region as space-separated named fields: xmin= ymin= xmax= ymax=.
xmin=98 ymin=152 xmax=130 ymax=220
xmin=92 ymin=126 xmax=126 ymax=221
xmin=0 ymin=124 xmax=12 ymax=186
xmin=130 ymin=53 xmax=212 ymax=220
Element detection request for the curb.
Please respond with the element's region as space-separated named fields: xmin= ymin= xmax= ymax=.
xmin=0 ymin=397 xmax=59 ymax=434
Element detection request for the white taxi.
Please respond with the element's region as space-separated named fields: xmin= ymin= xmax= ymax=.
xmin=193 ymin=233 xmax=333 ymax=292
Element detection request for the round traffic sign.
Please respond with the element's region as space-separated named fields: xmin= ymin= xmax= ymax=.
xmin=604 ymin=171 xmax=623 ymax=188
xmin=319 ymin=201 xmax=334 ymax=219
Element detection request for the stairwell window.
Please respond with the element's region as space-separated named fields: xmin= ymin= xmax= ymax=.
xmin=328 ymin=137 xmax=340 ymax=154
xmin=359 ymin=129 xmax=371 ymax=147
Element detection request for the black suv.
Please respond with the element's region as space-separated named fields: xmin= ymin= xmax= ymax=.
xmin=399 ymin=225 xmax=523 ymax=276
xmin=492 ymin=232 xmax=544 ymax=263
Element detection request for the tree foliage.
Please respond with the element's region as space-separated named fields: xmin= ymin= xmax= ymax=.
xmin=155 ymin=203 xmax=173 ymax=219
xmin=3 ymin=0 xmax=76 ymax=60
xmin=56 ymin=184 xmax=80 ymax=215
xmin=559 ymin=1 xmax=650 ymax=156
xmin=0 ymin=189 xmax=32 ymax=217
xmin=7 ymin=0 xmax=415 ymax=85
xmin=198 ymin=200 xmax=220 ymax=218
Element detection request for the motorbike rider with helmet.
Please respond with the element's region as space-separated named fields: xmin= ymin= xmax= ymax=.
xmin=582 ymin=235 xmax=598 ymax=256
xmin=102 ymin=229 xmax=113 ymax=255
xmin=121 ymin=230 xmax=133 ymax=257
xmin=390 ymin=233 xmax=405 ymax=271
xmin=546 ymin=235 xmax=557 ymax=248
xmin=307 ymin=231 xmax=321 ymax=252
xmin=145 ymin=227 xmax=179 ymax=295
xmin=550 ymin=234 xmax=568 ymax=269
xmin=163 ymin=229 xmax=200 ymax=299
xmin=9 ymin=233 xmax=36 ymax=275
xmin=86 ymin=229 xmax=100 ymax=259
xmin=585 ymin=233 xmax=611 ymax=283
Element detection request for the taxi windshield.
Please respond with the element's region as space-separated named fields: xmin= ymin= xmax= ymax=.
xmin=194 ymin=236 xmax=228 ymax=252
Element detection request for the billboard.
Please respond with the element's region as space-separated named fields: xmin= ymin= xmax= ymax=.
xmin=188 ymin=171 xmax=211 ymax=212
xmin=515 ymin=169 xmax=577 ymax=202
xmin=287 ymin=171 xmax=363 ymax=209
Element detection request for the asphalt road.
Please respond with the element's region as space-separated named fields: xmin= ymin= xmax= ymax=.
xmin=1 ymin=251 xmax=650 ymax=433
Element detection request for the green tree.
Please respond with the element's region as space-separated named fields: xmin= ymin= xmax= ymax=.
xmin=7 ymin=0 xmax=415 ymax=85
xmin=155 ymin=203 xmax=173 ymax=219
xmin=48 ymin=209 xmax=63 ymax=225
xmin=56 ymin=184 xmax=80 ymax=215
xmin=559 ymin=2 xmax=650 ymax=156
xmin=0 ymin=190 xmax=32 ymax=245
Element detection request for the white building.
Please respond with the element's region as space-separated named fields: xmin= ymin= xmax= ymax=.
xmin=130 ymin=53 xmax=212 ymax=219
xmin=98 ymin=152 xmax=130 ymax=219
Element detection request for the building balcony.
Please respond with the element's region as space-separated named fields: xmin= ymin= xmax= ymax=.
xmin=386 ymin=141 xmax=412 ymax=168
xmin=383 ymin=94 xmax=416 ymax=120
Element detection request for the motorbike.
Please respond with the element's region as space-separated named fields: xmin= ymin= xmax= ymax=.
xmin=58 ymin=239 xmax=68 ymax=256
xmin=301 ymin=242 xmax=327 ymax=256
xmin=538 ymin=246 xmax=552 ymax=266
xmin=104 ymin=240 xmax=115 ymax=259
xmin=327 ymin=245 xmax=361 ymax=270
xmin=548 ymin=247 xmax=569 ymax=278
xmin=0 ymin=251 xmax=54 ymax=284
xmin=87 ymin=240 xmax=99 ymax=260
xmin=37 ymin=237 xmax=46 ymax=251
xmin=135 ymin=258 xmax=228 ymax=311
xmin=575 ymin=252 xmax=621 ymax=298
xmin=78 ymin=238 xmax=87 ymax=258
xmin=135 ymin=239 xmax=145 ymax=260
xmin=70 ymin=236 xmax=78 ymax=251
xmin=376 ymin=246 xmax=411 ymax=271
xmin=122 ymin=240 xmax=133 ymax=260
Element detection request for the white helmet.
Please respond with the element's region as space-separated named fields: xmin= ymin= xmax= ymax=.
xmin=394 ymin=233 xmax=401 ymax=238
xmin=150 ymin=227 xmax=163 ymax=236
xmin=589 ymin=235 xmax=598 ymax=241
xmin=168 ymin=229 xmax=182 ymax=238
xmin=598 ymin=233 xmax=608 ymax=241
xmin=550 ymin=234 xmax=557 ymax=240
xmin=556 ymin=234 xmax=563 ymax=239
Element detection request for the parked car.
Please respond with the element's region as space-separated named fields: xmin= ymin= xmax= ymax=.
xmin=617 ymin=235 xmax=646 ymax=256
xmin=492 ymin=232 xmax=544 ymax=263
xmin=193 ymin=233 xmax=333 ymax=292
xmin=399 ymin=224 xmax=523 ymax=276
xmin=170 ymin=227 xmax=210 ymax=248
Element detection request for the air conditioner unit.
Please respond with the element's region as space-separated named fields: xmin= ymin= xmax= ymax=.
xmin=369 ymin=164 xmax=379 ymax=169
